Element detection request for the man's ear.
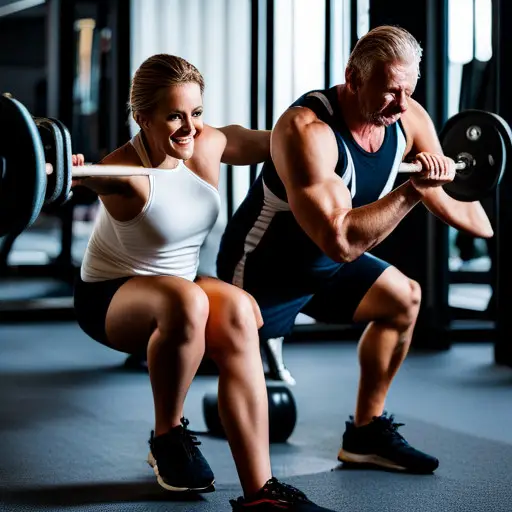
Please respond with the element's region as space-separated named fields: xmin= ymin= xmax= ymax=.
xmin=345 ymin=67 xmax=359 ymax=93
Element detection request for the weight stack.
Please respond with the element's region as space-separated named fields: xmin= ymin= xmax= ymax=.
xmin=368 ymin=0 xmax=451 ymax=350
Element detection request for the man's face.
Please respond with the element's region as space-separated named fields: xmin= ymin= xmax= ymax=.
xmin=356 ymin=61 xmax=418 ymax=126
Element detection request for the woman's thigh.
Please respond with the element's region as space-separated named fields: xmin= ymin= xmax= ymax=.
xmin=104 ymin=275 xmax=208 ymax=356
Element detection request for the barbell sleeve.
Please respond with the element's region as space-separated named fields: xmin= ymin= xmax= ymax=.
xmin=398 ymin=160 xmax=467 ymax=173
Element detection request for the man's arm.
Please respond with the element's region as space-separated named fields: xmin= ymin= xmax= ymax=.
xmin=404 ymin=100 xmax=494 ymax=238
xmin=215 ymin=125 xmax=271 ymax=166
xmin=271 ymin=108 xmax=424 ymax=263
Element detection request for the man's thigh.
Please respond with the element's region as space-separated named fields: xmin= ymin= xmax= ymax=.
xmin=300 ymin=253 xmax=391 ymax=324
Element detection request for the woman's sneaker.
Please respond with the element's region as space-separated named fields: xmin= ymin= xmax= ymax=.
xmin=230 ymin=477 xmax=338 ymax=511
xmin=147 ymin=417 xmax=215 ymax=491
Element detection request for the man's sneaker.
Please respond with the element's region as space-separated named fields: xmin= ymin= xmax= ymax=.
xmin=230 ymin=477 xmax=337 ymax=511
xmin=337 ymin=412 xmax=439 ymax=474
xmin=147 ymin=417 xmax=215 ymax=491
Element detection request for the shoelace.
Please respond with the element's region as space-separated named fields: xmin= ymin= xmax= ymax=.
xmin=375 ymin=414 xmax=407 ymax=446
xmin=150 ymin=417 xmax=202 ymax=461
xmin=266 ymin=478 xmax=310 ymax=502
xmin=178 ymin=417 xmax=202 ymax=459
xmin=230 ymin=478 xmax=310 ymax=505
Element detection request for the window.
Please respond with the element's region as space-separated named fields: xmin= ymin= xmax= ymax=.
xmin=273 ymin=0 xmax=326 ymax=122
xmin=447 ymin=0 xmax=493 ymax=117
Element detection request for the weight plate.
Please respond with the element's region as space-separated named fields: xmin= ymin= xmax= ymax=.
xmin=0 ymin=94 xmax=47 ymax=237
xmin=440 ymin=109 xmax=507 ymax=202
xmin=49 ymin=117 xmax=73 ymax=206
xmin=34 ymin=117 xmax=64 ymax=205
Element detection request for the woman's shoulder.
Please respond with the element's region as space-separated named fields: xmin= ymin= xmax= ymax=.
xmin=99 ymin=141 xmax=142 ymax=167
xmin=193 ymin=125 xmax=226 ymax=160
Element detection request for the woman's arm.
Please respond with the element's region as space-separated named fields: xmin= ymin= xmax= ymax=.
xmin=215 ymin=124 xmax=271 ymax=166
xmin=71 ymin=152 xmax=134 ymax=196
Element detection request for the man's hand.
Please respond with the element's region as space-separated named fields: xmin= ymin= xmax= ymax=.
xmin=409 ymin=152 xmax=456 ymax=194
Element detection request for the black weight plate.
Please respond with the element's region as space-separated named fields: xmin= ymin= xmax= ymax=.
xmin=34 ymin=117 xmax=64 ymax=205
xmin=48 ymin=117 xmax=73 ymax=205
xmin=0 ymin=94 xmax=47 ymax=237
xmin=440 ymin=109 xmax=506 ymax=202
xmin=489 ymin=110 xmax=512 ymax=161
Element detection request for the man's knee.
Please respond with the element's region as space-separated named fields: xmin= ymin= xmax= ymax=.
xmin=388 ymin=276 xmax=421 ymax=331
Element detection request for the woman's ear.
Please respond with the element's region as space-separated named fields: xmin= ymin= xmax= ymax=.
xmin=134 ymin=112 xmax=150 ymax=131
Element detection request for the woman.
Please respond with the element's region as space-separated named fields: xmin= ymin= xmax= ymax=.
xmin=73 ymin=54 xmax=334 ymax=512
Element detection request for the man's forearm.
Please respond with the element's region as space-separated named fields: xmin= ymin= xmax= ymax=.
xmin=334 ymin=181 xmax=422 ymax=261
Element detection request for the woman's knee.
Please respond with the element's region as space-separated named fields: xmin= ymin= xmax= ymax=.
xmin=206 ymin=290 xmax=260 ymax=359
xmin=246 ymin=292 xmax=264 ymax=330
xmin=155 ymin=282 xmax=210 ymax=342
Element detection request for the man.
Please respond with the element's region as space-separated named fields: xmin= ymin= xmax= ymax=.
xmin=216 ymin=25 xmax=493 ymax=473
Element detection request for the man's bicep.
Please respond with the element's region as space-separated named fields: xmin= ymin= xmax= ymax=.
xmin=271 ymin=111 xmax=351 ymax=256
xmin=271 ymin=109 xmax=338 ymax=188
xmin=287 ymin=178 xmax=352 ymax=258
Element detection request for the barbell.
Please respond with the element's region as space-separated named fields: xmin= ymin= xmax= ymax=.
xmin=1 ymin=93 xmax=511 ymax=238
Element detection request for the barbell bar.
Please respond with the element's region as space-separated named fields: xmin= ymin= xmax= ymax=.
xmin=60 ymin=159 xmax=467 ymax=178
xmin=398 ymin=160 xmax=467 ymax=173
xmin=56 ymin=164 xmax=189 ymax=178
xmin=0 ymin=93 xmax=511 ymax=239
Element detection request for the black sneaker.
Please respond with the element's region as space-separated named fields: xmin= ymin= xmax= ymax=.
xmin=230 ymin=477 xmax=337 ymax=511
xmin=147 ymin=417 xmax=215 ymax=491
xmin=337 ymin=412 xmax=439 ymax=474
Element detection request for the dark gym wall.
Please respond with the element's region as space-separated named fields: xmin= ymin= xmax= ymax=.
xmin=0 ymin=9 xmax=47 ymax=115
xmin=494 ymin=0 xmax=512 ymax=366
xmin=368 ymin=0 xmax=451 ymax=350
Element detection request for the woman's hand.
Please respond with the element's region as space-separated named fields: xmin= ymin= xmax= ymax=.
xmin=71 ymin=153 xmax=85 ymax=187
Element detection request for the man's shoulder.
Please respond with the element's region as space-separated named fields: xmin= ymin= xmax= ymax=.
xmin=402 ymin=98 xmax=432 ymax=126
xmin=275 ymin=107 xmax=336 ymax=151
xmin=401 ymin=98 xmax=435 ymax=139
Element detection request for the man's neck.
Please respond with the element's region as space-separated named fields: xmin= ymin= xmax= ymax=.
xmin=337 ymin=85 xmax=383 ymax=142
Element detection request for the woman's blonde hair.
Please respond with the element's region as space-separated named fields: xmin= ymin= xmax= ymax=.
xmin=129 ymin=54 xmax=204 ymax=121
xmin=347 ymin=25 xmax=423 ymax=83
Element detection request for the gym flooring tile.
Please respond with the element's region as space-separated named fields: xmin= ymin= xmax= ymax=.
xmin=0 ymin=323 xmax=510 ymax=511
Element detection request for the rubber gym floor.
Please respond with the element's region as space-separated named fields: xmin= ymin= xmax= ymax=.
xmin=0 ymin=320 xmax=510 ymax=512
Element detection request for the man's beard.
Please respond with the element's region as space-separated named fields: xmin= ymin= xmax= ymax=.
xmin=362 ymin=108 xmax=387 ymax=126
xmin=363 ymin=108 xmax=400 ymax=127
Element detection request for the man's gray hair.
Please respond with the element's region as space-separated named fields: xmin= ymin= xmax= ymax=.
xmin=347 ymin=25 xmax=423 ymax=83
